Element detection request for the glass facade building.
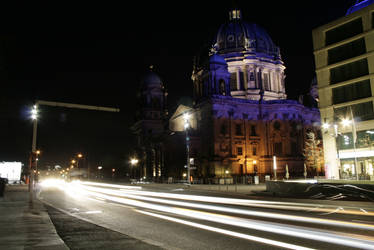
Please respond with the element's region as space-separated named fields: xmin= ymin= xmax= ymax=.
xmin=312 ymin=2 xmax=374 ymax=180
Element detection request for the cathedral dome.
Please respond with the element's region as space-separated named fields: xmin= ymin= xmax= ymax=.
xmin=213 ymin=9 xmax=280 ymax=60
xmin=141 ymin=66 xmax=163 ymax=88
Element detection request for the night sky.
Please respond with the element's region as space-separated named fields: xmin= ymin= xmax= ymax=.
xmin=0 ymin=1 xmax=356 ymax=172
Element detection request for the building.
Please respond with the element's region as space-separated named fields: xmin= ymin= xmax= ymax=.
xmin=312 ymin=1 xmax=374 ymax=180
xmin=170 ymin=9 xmax=321 ymax=183
xmin=131 ymin=66 xmax=168 ymax=180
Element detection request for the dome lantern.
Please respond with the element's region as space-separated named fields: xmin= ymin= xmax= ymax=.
xmin=229 ymin=9 xmax=241 ymax=21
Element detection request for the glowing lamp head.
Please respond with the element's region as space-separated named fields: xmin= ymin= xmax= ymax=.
xmin=31 ymin=105 xmax=38 ymax=120
xmin=341 ymin=118 xmax=351 ymax=127
xmin=322 ymin=123 xmax=330 ymax=130
xmin=130 ymin=158 xmax=139 ymax=165
xmin=77 ymin=153 xmax=83 ymax=158
xmin=183 ymin=113 xmax=190 ymax=121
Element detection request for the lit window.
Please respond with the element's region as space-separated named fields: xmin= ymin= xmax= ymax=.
xmin=237 ymin=147 xmax=243 ymax=156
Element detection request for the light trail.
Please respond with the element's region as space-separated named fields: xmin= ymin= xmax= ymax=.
xmin=46 ymin=180 xmax=374 ymax=217
xmin=80 ymin=181 xmax=142 ymax=190
xmin=136 ymin=210 xmax=315 ymax=250
xmin=103 ymin=186 xmax=374 ymax=216
xmin=78 ymin=184 xmax=374 ymax=231
xmin=63 ymin=182 xmax=374 ymax=249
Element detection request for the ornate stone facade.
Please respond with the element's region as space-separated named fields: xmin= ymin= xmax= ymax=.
xmin=169 ymin=9 xmax=322 ymax=181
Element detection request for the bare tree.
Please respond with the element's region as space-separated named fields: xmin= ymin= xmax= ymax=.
xmin=303 ymin=130 xmax=323 ymax=177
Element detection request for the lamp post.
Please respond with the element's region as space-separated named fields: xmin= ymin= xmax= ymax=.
xmin=273 ymin=155 xmax=277 ymax=180
xmin=130 ymin=158 xmax=139 ymax=179
xmin=29 ymin=105 xmax=38 ymax=205
xmin=77 ymin=153 xmax=83 ymax=168
xmin=97 ymin=166 xmax=102 ymax=179
xmin=183 ymin=113 xmax=191 ymax=185
xmin=322 ymin=112 xmax=359 ymax=180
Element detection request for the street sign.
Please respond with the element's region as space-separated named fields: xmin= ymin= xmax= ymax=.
xmin=189 ymin=167 xmax=197 ymax=170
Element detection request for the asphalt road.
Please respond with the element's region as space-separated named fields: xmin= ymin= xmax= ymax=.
xmin=38 ymin=180 xmax=374 ymax=250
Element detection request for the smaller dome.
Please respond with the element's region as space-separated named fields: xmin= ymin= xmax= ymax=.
xmin=141 ymin=66 xmax=163 ymax=88
xmin=209 ymin=54 xmax=227 ymax=65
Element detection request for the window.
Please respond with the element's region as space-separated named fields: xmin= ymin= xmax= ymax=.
xmin=249 ymin=71 xmax=255 ymax=81
xmin=252 ymin=146 xmax=257 ymax=156
xmin=250 ymin=125 xmax=257 ymax=136
xmin=334 ymin=102 xmax=374 ymax=122
xmin=239 ymin=71 xmax=245 ymax=90
xmin=274 ymin=142 xmax=282 ymax=155
xmin=235 ymin=124 xmax=243 ymax=136
xmin=332 ymin=80 xmax=371 ymax=104
xmin=325 ymin=18 xmax=363 ymax=46
xmin=237 ymin=147 xmax=243 ymax=156
xmin=291 ymin=142 xmax=298 ymax=156
xmin=263 ymin=73 xmax=270 ymax=91
xmin=273 ymin=121 xmax=281 ymax=131
xmin=328 ymin=38 xmax=366 ymax=65
xmin=230 ymin=73 xmax=237 ymax=91
xmin=219 ymin=79 xmax=226 ymax=95
xmin=337 ymin=133 xmax=353 ymax=150
xmin=330 ymin=59 xmax=368 ymax=84
xmin=220 ymin=124 xmax=227 ymax=135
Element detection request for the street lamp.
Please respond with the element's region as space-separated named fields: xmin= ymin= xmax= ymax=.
xmin=29 ymin=104 xmax=39 ymax=205
xmin=323 ymin=112 xmax=359 ymax=180
xmin=130 ymin=158 xmax=139 ymax=179
xmin=273 ymin=155 xmax=277 ymax=180
xmin=130 ymin=158 xmax=139 ymax=166
xmin=183 ymin=112 xmax=191 ymax=185
xmin=97 ymin=166 xmax=102 ymax=179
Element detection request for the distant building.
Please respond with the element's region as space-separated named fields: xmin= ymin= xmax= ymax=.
xmin=170 ymin=9 xmax=321 ymax=182
xmin=131 ymin=66 xmax=168 ymax=180
xmin=312 ymin=1 xmax=374 ymax=180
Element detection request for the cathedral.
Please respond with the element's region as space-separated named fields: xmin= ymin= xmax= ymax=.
xmin=133 ymin=9 xmax=322 ymax=182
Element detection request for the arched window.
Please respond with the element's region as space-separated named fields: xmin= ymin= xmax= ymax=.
xmin=273 ymin=121 xmax=281 ymax=131
xmin=219 ymin=79 xmax=226 ymax=95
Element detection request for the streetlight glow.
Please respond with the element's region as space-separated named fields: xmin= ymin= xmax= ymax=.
xmin=130 ymin=158 xmax=139 ymax=165
xmin=31 ymin=105 xmax=38 ymax=120
xmin=341 ymin=118 xmax=351 ymax=127
xmin=322 ymin=122 xmax=330 ymax=130
xmin=183 ymin=113 xmax=190 ymax=121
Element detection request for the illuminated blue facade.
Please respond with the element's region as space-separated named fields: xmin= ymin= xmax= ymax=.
xmin=184 ymin=9 xmax=322 ymax=181
xmin=346 ymin=0 xmax=374 ymax=15
xmin=194 ymin=9 xmax=287 ymax=101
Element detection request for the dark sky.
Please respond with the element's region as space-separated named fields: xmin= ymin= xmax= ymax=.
xmin=0 ymin=1 xmax=356 ymax=171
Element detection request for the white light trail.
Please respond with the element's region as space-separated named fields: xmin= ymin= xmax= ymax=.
xmin=79 ymin=184 xmax=374 ymax=231
xmin=67 ymin=183 xmax=374 ymax=249
xmin=79 ymin=182 xmax=374 ymax=217
xmin=136 ymin=210 xmax=315 ymax=250
xmin=81 ymin=181 xmax=142 ymax=190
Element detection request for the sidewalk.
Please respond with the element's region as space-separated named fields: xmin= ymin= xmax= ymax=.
xmin=0 ymin=184 xmax=68 ymax=250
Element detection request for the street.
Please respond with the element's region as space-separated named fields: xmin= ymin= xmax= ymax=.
xmin=39 ymin=180 xmax=374 ymax=250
